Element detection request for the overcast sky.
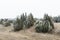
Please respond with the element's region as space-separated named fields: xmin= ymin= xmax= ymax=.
xmin=0 ymin=0 xmax=60 ymax=19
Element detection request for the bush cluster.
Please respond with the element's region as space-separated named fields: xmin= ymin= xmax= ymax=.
xmin=35 ymin=14 xmax=54 ymax=33
xmin=13 ymin=13 xmax=34 ymax=31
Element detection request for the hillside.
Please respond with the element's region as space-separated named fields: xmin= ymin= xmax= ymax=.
xmin=0 ymin=23 xmax=60 ymax=40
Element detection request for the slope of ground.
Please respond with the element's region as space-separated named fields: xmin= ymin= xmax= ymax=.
xmin=0 ymin=23 xmax=60 ymax=40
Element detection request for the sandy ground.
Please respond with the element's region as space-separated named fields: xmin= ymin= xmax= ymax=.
xmin=0 ymin=23 xmax=60 ymax=40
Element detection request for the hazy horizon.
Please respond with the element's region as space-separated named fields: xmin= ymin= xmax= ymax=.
xmin=0 ymin=0 xmax=60 ymax=19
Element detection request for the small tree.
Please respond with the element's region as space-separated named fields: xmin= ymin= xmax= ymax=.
xmin=13 ymin=17 xmax=22 ymax=31
xmin=0 ymin=19 xmax=4 ymax=24
xmin=23 ymin=13 xmax=35 ymax=29
xmin=35 ymin=14 xmax=54 ymax=33
xmin=20 ymin=13 xmax=27 ymax=28
xmin=13 ymin=13 xmax=27 ymax=31
xmin=24 ymin=19 xmax=31 ymax=28
xmin=44 ymin=14 xmax=54 ymax=29
xmin=27 ymin=13 xmax=34 ymax=26
xmin=4 ymin=21 xmax=11 ymax=27
xmin=35 ymin=20 xmax=52 ymax=33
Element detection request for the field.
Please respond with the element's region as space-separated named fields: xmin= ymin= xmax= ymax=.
xmin=0 ymin=23 xmax=60 ymax=40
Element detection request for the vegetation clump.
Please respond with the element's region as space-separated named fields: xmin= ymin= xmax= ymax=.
xmin=0 ymin=19 xmax=4 ymax=24
xmin=13 ymin=13 xmax=27 ymax=31
xmin=4 ymin=21 xmax=11 ymax=27
xmin=44 ymin=14 xmax=54 ymax=29
xmin=13 ymin=13 xmax=35 ymax=31
xmin=35 ymin=14 xmax=54 ymax=33
xmin=3 ymin=19 xmax=11 ymax=27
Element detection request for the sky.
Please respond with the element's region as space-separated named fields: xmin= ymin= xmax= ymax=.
xmin=0 ymin=0 xmax=60 ymax=19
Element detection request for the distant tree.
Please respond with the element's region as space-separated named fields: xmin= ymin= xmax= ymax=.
xmin=4 ymin=21 xmax=11 ymax=27
xmin=0 ymin=19 xmax=4 ymax=24
xmin=53 ymin=16 xmax=60 ymax=22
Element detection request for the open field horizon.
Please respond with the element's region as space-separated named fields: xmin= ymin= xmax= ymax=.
xmin=0 ymin=0 xmax=60 ymax=40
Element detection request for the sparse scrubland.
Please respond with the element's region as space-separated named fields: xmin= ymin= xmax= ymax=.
xmin=0 ymin=13 xmax=60 ymax=40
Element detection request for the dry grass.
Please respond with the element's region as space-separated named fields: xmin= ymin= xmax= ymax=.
xmin=0 ymin=23 xmax=60 ymax=40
